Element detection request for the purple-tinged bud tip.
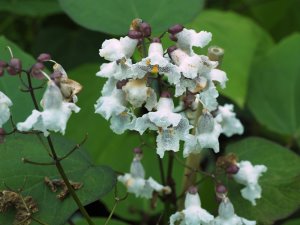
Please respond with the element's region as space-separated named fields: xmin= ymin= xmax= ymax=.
xmin=0 ymin=60 xmax=7 ymax=68
xmin=116 ymin=79 xmax=128 ymax=89
xmin=167 ymin=46 xmax=177 ymax=55
xmin=140 ymin=22 xmax=151 ymax=37
xmin=168 ymin=24 xmax=184 ymax=35
xmin=37 ymin=53 xmax=51 ymax=62
xmin=128 ymin=30 xmax=143 ymax=39
xmin=30 ymin=62 xmax=45 ymax=79
xmin=160 ymin=91 xmax=171 ymax=98
xmin=7 ymin=58 xmax=22 ymax=75
xmin=151 ymin=37 xmax=161 ymax=43
xmin=216 ymin=184 xmax=227 ymax=194
xmin=226 ymin=164 xmax=239 ymax=174
xmin=133 ymin=147 xmax=142 ymax=154
xmin=187 ymin=186 xmax=198 ymax=195
xmin=169 ymin=33 xmax=178 ymax=42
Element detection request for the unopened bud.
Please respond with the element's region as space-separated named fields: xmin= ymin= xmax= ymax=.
xmin=116 ymin=79 xmax=128 ymax=89
xmin=160 ymin=91 xmax=171 ymax=98
xmin=7 ymin=58 xmax=22 ymax=75
xmin=128 ymin=30 xmax=143 ymax=39
xmin=37 ymin=53 xmax=51 ymax=62
xmin=168 ymin=24 xmax=184 ymax=34
xmin=0 ymin=68 xmax=4 ymax=77
xmin=140 ymin=22 xmax=151 ymax=37
xmin=169 ymin=33 xmax=178 ymax=42
xmin=216 ymin=184 xmax=227 ymax=194
xmin=133 ymin=147 xmax=143 ymax=154
xmin=151 ymin=37 xmax=161 ymax=43
xmin=183 ymin=92 xmax=196 ymax=108
xmin=226 ymin=164 xmax=239 ymax=174
xmin=187 ymin=186 xmax=198 ymax=195
xmin=0 ymin=60 xmax=7 ymax=68
xmin=30 ymin=62 xmax=45 ymax=79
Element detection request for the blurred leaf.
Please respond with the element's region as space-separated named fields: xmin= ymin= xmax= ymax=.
xmin=0 ymin=134 xmax=116 ymax=225
xmin=58 ymin=0 xmax=204 ymax=35
xmin=247 ymin=33 xmax=300 ymax=142
xmin=187 ymin=10 xmax=274 ymax=107
xmin=32 ymin=27 xmax=107 ymax=70
xmin=0 ymin=0 xmax=62 ymax=16
xmin=66 ymin=64 xmax=213 ymax=221
xmin=242 ymin=0 xmax=300 ymax=40
xmin=75 ymin=218 xmax=129 ymax=225
xmin=282 ymin=218 xmax=300 ymax=225
xmin=226 ymin=137 xmax=300 ymax=225
xmin=0 ymin=36 xmax=43 ymax=123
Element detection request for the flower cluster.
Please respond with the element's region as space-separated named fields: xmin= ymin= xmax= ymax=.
xmin=95 ymin=20 xmax=244 ymax=158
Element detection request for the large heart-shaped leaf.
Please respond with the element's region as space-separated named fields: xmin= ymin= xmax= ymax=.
xmin=0 ymin=0 xmax=62 ymax=16
xmin=226 ymin=137 xmax=300 ymax=225
xmin=247 ymin=33 xmax=300 ymax=141
xmin=58 ymin=0 xmax=204 ymax=35
xmin=186 ymin=10 xmax=274 ymax=106
xmin=0 ymin=134 xmax=116 ymax=225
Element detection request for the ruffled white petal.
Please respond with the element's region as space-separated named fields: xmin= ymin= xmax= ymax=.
xmin=175 ymin=28 xmax=212 ymax=55
xmin=199 ymin=81 xmax=219 ymax=111
xmin=210 ymin=69 xmax=228 ymax=88
xmin=0 ymin=91 xmax=13 ymax=128
xmin=233 ymin=161 xmax=267 ymax=205
xmin=216 ymin=104 xmax=244 ymax=137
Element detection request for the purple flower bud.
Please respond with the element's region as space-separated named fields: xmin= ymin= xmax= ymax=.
xmin=216 ymin=184 xmax=227 ymax=194
xmin=169 ymin=33 xmax=178 ymax=42
xmin=0 ymin=60 xmax=7 ymax=68
xmin=226 ymin=164 xmax=239 ymax=174
xmin=140 ymin=22 xmax=151 ymax=37
xmin=30 ymin=62 xmax=45 ymax=79
xmin=7 ymin=58 xmax=22 ymax=75
xmin=167 ymin=46 xmax=177 ymax=55
xmin=168 ymin=24 xmax=184 ymax=34
xmin=0 ymin=68 xmax=4 ymax=77
xmin=133 ymin=147 xmax=143 ymax=154
xmin=116 ymin=79 xmax=128 ymax=89
xmin=128 ymin=30 xmax=143 ymax=39
xmin=151 ymin=37 xmax=161 ymax=43
xmin=183 ymin=92 xmax=196 ymax=107
xmin=160 ymin=91 xmax=171 ymax=98
xmin=187 ymin=186 xmax=198 ymax=195
xmin=37 ymin=53 xmax=51 ymax=62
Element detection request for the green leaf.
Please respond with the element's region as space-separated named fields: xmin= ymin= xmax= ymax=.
xmin=226 ymin=137 xmax=300 ymax=225
xmin=247 ymin=33 xmax=300 ymax=140
xmin=75 ymin=217 xmax=129 ymax=225
xmin=282 ymin=219 xmax=300 ymax=225
xmin=0 ymin=134 xmax=116 ymax=225
xmin=0 ymin=0 xmax=62 ymax=16
xmin=0 ymin=36 xmax=43 ymax=123
xmin=58 ymin=0 xmax=204 ymax=35
xmin=186 ymin=10 xmax=274 ymax=106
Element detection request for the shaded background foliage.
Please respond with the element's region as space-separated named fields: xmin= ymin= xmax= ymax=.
xmin=0 ymin=0 xmax=300 ymax=224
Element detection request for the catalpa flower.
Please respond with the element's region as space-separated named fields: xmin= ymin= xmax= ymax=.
xmin=216 ymin=104 xmax=244 ymax=137
xmin=212 ymin=198 xmax=256 ymax=225
xmin=168 ymin=24 xmax=212 ymax=55
xmin=233 ymin=161 xmax=267 ymax=205
xmin=0 ymin=91 xmax=13 ymax=128
xmin=183 ymin=111 xmax=222 ymax=157
xmin=118 ymin=150 xmax=171 ymax=198
xmin=17 ymin=80 xmax=80 ymax=136
xmin=170 ymin=186 xmax=214 ymax=225
xmin=97 ymin=36 xmax=138 ymax=80
xmin=95 ymin=78 xmax=135 ymax=134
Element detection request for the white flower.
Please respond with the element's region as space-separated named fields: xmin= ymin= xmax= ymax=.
xmin=209 ymin=69 xmax=228 ymax=89
xmin=199 ymin=81 xmax=219 ymax=111
xmin=97 ymin=36 xmax=138 ymax=80
xmin=0 ymin=91 xmax=13 ymax=128
xmin=174 ymin=76 xmax=207 ymax=97
xmin=233 ymin=161 xmax=267 ymax=205
xmin=212 ymin=198 xmax=256 ymax=225
xmin=122 ymin=79 xmax=157 ymax=110
xmin=183 ymin=111 xmax=221 ymax=157
xmin=216 ymin=104 xmax=244 ymax=137
xmin=148 ymin=97 xmax=182 ymax=129
xmin=17 ymin=81 xmax=80 ymax=136
xmin=175 ymin=28 xmax=212 ymax=55
xmin=170 ymin=191 xmax=214 ymax=225
xmin=118 ymin=157 xmax=170 ymax=199
xmin=99 ymin=36 xmax=138 ymax=61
